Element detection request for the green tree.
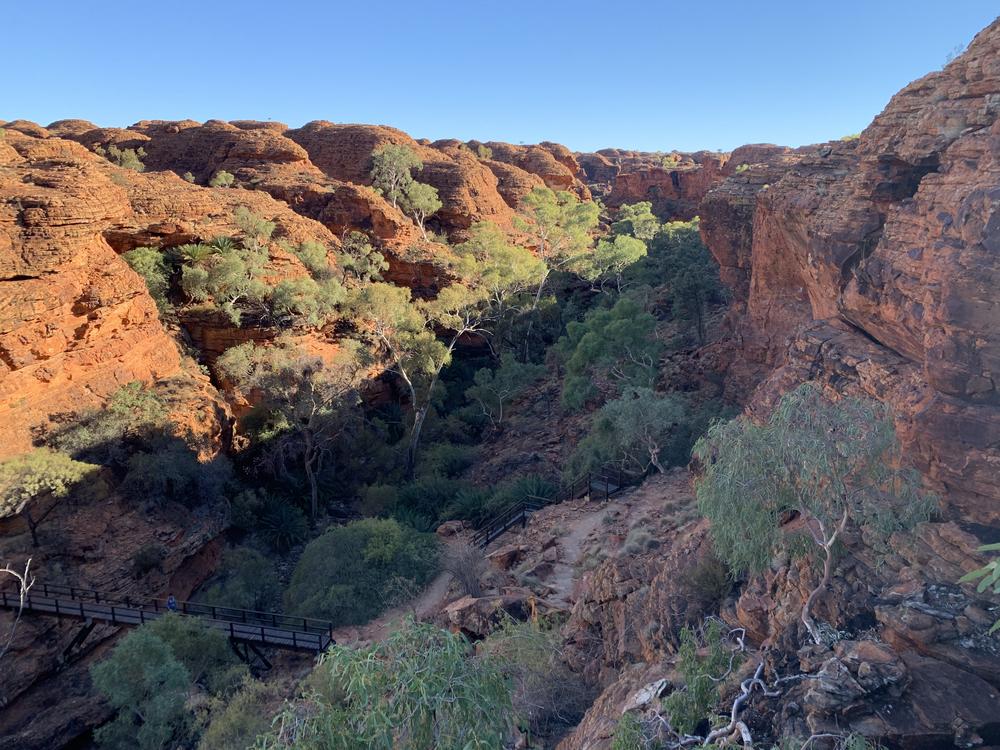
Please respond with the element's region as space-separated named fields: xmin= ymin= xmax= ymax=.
xmin=514 ymin=187 xmax=600 ymax=351
xmin=611 ymin=202 xmax=660 ymax=241
xmin=693 ymin=383 xmax=935 ymax=644
xmin=144 ymin=614 xmax=244 ymax=695
xmin=284 ymin=519 xmax=438 ymax=626
xmin=218 ymin=340 xmax=362 ymax=521
xmin=90 ymin=628 xmax=191 ymax=750
xmin=201 ymin=547 xmax=282 ymax=612
xmin=269 ymin=277 xmax=344 ymax=327
xmin=579 ymin=234 xmax=648 ymax=293
xmin=465 ymin=353 xmax=546 ymax=429
xmin=579 ymin=387 xmax=687 ymax=475
xmin=123 ymin=247 xmax=172 ymax=314
xmin=97 ymin=144 xmax=146 ymax=172
xmin=350 ymin=234 xmax=536 ymax=476
xmin=255 ymin=618 xmax=514 ymax=750
xmin=0 ymin=449 xmax=94 ymax=547
xmin=556 ymin=294 xmax=663 ymax=410
xmin=337 ymin=231 xmax=388 ymax=284
xmin=370 ymin=143 xmax=422 ymax=209
xmin=209 ymin=170 xmax=235 ymax=188
xmin=401 ymin=180 xmax=442 ymax=239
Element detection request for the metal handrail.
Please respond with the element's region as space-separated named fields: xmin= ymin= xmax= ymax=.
xmin=16 ymin=583 xmax=334 ymax=638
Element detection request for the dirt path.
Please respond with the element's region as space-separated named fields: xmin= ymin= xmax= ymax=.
xmin=328 ymin=569 xmax=454 ymax=646
xmin=546 ymin=500 xmax=627 ymax=606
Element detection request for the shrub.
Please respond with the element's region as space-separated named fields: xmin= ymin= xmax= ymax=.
xmin=132 ymin=544 xmax=166 ymax=578
xmin=370 ymin=143 xmax=422 ymax=208
xmin=209 ymin=170 xmax=235 ymax=188
xmin=257 ymin=500 xmax=308 ymax=553
xmin=256 ymin=617 xmax=514 ymax=749
xmin=734 ymin=163 xmax=751 ymax=174
xmin=662 ymin=620 xmax=733 ymax=735
xmin=284 ymin=240 xmax=331 ymax=278
xmin=416 ymin=442 xmax=477 ymax=478
xmin=48 ymin=381 xmax=168 ymax=468
xmin=391 ymin=476 xmax=472 ymax=530
xmin=200 ymin=547 xmax=281 ymax=612
xmin=441 ymin=541 xmax=488 ymax=597
xmin=182 ymin=171 xmax=196 ymax=183
xmin=284 ymin=518 xmax=438 ymax=626
xmin=611 ymin=712 xmax=646 ymax=750
xmin=144 ymin=613 xmax=245 ymax=695
xmin=198 ymin=676 xmax=279 ymax=750
xmin=121 ymin=438 xmax=231 ymax=508
xmin=123 ymin=247 xmax=172 ymax=313
xmin=483 ymin=616 xmax=593 ymax=739
xmin=682 ymin=553 xmax=734 ymax=619
xmin=269 ymin=277 xmax=344 ymax=327
xmin=91 ymin=628 xmax=191 ymax=750
xmin=476 ymin=144 xmax=493 ymax=160
xmin=98 ymin=144 xmax=146 ymax=172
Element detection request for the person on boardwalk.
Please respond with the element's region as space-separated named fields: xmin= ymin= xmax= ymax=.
xmin=166 ymin=594 xmax=178 ymax=612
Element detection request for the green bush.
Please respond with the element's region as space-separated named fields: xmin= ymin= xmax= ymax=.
xmin=611 ymin=712 xmax=646 ymax=750
xmin=91 ymin=627 xmax=190 ymax=749
xmin=198 ymin=676 xmax=279 ymax=750
xmin=123 ymin=247 xmax=172 ymax=313
xmin=144 ymin=613 xmax=245 ymax=695
xmin=255 ymin=617 xmax=515 ymax=750
xmin=284 ymin=518 xmax=438 ymax=626
xmin=389 ymin=476 xmax=472 ymax=530
xmin=257 ymin=500 xmax=308 ymax=553
xmin=200 ymin=547 xmax=281 ymax=612
xmin=97 ymin=144 xmax=146 ymax=172
xmin=131 ymin=544 xmax=166 ymax=578
xmin=416 ymin=442 xmax=477 ymax=478
xmin=209 ymin=170 xmax=235 ymax=188
xmin=662 ymin=620 xmax=733 ymax=735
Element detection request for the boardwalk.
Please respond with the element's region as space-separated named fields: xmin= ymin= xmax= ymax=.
xmin=0 ymin=583 xmax=334 ymax=653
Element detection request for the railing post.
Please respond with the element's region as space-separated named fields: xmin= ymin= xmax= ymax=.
xmin=110 ymin=605 xmax=115 ymax=623
xmin=230 ymin=622 xmax=234 ymax=639
xmin=211 ymin=606 xmax=217 ymax=619
xmin=292 ymin=631 xmax=297 ymax=648
xmin=54 ymin=599 xmax=60 ymax=617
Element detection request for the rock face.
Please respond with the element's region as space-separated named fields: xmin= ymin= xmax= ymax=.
xmin=698 ymin=18 xmax=1000 ymax=522
xmin=563 ymin=23 xmax=1000 ymax=750
xmin=577 ymin=149 xmax=732 ymax=221
xmin=0 ymin=133 xmax=183 ymax=456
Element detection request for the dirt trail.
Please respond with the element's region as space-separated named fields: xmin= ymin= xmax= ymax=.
xmin=546 ymin=500 xmax=627 ymax=606
xmin=328 ymin=570 xmax=454 ymax=646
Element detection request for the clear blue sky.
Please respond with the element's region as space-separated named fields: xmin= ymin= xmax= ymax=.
xmin=4 ymin=2 xmax=997 ymax=152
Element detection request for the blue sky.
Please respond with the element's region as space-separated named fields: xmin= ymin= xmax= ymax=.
xmin=3 ymin=2 xmax=997 ymax=152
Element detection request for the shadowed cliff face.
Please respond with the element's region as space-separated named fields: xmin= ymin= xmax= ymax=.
xmin=698 ymin=18 xmax=1000 ymax=523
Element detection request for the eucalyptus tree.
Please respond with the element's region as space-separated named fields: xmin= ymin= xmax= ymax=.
xmin=217 ymin=340 xmax=363 ymax=522
xmin=693 ymin=383 xmax=935 ymax=644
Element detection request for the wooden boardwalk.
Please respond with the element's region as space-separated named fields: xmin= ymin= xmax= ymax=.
xmin=0 ymin=583 xmax=334 ymax=653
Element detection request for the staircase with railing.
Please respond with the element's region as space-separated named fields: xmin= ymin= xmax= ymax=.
xmin=471 ymin=464 xmax=641 ymax=548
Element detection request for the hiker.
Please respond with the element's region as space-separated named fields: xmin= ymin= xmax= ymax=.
xmin=166 ymin=594 xmax=178 ymax=612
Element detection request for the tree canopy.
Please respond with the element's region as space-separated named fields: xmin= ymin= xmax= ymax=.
xmin=693 ymin=383 xmax=935 ymax=643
